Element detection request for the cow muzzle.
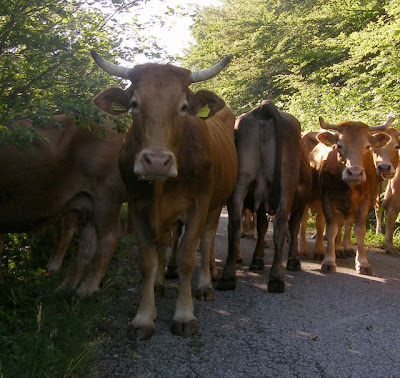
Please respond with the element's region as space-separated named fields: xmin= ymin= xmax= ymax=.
xmin=134 ymin=149 xmax=178 ymax=180
xmin=377 ymin=163 xmax=395 ymax=180
xmin=342 ymin=166 xmax=365 ymax=185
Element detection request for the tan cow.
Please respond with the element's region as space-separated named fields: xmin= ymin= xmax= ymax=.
xmin=91 ymin=51 xmax=237 ymax=339
xmin=0 ymin=116 xmax=128 ymax=296
xmin=299 ymin=119 xmax=397 ymax=259
xmin=217 ymin=100 xmax=312 ymax=293
xmin=311 ymin=117 xmax=390 ymax=274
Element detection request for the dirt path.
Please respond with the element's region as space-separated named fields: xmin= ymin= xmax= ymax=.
xmin=88 ymin=209 xmax=400 ymax=377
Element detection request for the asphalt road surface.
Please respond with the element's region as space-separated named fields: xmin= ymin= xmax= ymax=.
xmin=90 ymin=208 xmax=400 ymax=377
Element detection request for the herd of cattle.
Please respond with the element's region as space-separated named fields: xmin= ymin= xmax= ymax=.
xmin=1 ymin=52 xmax=400 ymax=340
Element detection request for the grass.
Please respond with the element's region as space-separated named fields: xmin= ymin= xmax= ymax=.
xmin=0 ymin=205 xmax=138 ymax=378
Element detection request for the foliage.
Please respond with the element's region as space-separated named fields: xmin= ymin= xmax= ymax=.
xmin=0 ymin=0 xmax=168 ymax=145
xmin=182 ymin=0 xmax=399 ymax=130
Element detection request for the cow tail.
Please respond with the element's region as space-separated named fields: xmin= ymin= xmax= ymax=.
xmin=261 ymin=103 xmax=282 ymax=213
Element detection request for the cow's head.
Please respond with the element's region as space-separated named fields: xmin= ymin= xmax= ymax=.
xmin=91 ymin=51 xmax=231 ymax=180
xmin=317 ymin=117 xmax=391 ymax=185
xmin=368 ymin=116 xmax=399 ymax=179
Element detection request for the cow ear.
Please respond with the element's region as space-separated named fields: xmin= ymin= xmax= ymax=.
xmin=93 ymin=87 xmax=130 ymax=116
xmin=369 ymin=132 xmax=390 ymax=148
xmin=317 ymin=131 xmax=338 ymax=146
xmin=188 ymin=90 xmax=226 ymax=119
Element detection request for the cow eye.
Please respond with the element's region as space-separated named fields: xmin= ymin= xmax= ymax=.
xmin=130 ymin=100 xmax=138 ymax=110
xmin=366 ymin=145 xmax=371 ymax=150
xmin=337 ymin=143 xmax=342 ymax=150
xmin=396 ymin=145 xmax=400 ymax=150
xmin=181 ymin=103 xmax=190 ymax=114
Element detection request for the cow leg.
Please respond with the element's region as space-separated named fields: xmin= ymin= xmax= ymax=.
xmin=383 ymin=205 xmax=397 ymax=254
xmin=129 ymin=241 xmax=159 ymax=340
xmin=313 ymin=207 xmax=325 ymax=260
xmin=286 ymin=208 xmax=303 ymax=271
xmin=154 ymin=242 xmax=168 ymax=297
xmin=166 ymin=219 xmax=184 ymax=279
xmin=268 ymin=208 xmax=289 ymax=293
xmin=321 ymin=197 xmax=338 ymax=273
xmin=77 ymin=209 xmax=124 ymax=297
xmin=354 ymin=212 xmax=372 ymax=275
xmin=171 ymin=204 xmax=209 ymax=337
xmin=249 ymin=208 xmax=268 ymax=271
xmin=47 ymin=212 xmax=78 ymax=273
xmin=217 ymin=188 xmax=245 ymax=291
xmin=298 ymin=207 xmax=310 ymax=259
xmin=195 ymin=206 xmax=222 ymax=301
xmin=375 ymin=207 xmax=383 ymax=235
xmin=57 ymin=217 xmax=97 ymax=291
xmin=343 ymin=217 xmax=355 ymax=256
xmin=334 ymin=214 xmax=346 ymax=259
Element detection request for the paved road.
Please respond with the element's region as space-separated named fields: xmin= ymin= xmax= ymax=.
xmin=91 ymin=208 xmax=400 ymax=377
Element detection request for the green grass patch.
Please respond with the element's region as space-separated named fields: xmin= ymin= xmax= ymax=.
xmin=0 ymin=205 xmax=137 ymax=378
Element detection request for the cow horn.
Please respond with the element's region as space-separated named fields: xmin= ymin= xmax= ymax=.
xmin=319 ymin=116 xmax=339 ymax=131
xmin=189 ymin=55 xmax=232 ymax=83
xmin=369 ymin=114 xmax=394 ymax=131
xmin=91 ymin=50 xmax=131 ymax=79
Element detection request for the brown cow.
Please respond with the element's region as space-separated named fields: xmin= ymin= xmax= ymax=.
xmin=217 ymin=99 xmax=312 ymax=293
xmin=299 ymin=120 xmax=398 ymax=259
xmin=312 ymin=117 xmax=391 ymax=274
xmin=0 ymin=116 xmax=127 ymax=296
xmin=91 ymin=51 xmax=237 ymax=339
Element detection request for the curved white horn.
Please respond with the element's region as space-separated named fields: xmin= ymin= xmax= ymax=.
xmin=369 ymin=115 xmax=394 ymax=131
xmin=91 ymin=50 xmax=131 ymax=79
xmin=319 ymin=116 xmax=339 ymax=130
xmin=189 ymin=55 xmax=232 ymax=83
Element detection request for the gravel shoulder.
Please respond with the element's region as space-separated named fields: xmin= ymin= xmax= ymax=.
xmin=87 ymin=209 xmax=400 ymax=378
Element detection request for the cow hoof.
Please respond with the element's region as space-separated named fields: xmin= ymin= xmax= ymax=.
xmin=344 ymin=248 xmax=355 ymax=257
xmin=165 ymin=267 xmax=178 ymax=279
xmin=249 ymin=259 xmax=264 ymax=271
xmin=195 ymin=287 xmax=214 ymax=301
xmin=356 ymin=265 xmax=372 ymax=275
xmin=211 ymin=268 xmax=219 ymax=282
xmin=154 ymin=284 xmax=165 ymax=297
xmin=268 ymin=280 xmax=285 ymax=293
xmin=286 ymin=258 xmax=301 ymax=271
xmin=216 ymin=278 xmax=237 ymax=291
xmin=313 ymin=253 xmax=324 ymax=261
xmin=385 ymin=247 xmax=396 ymax=255
xmin=171 ymin=319 xmax=197 ymax=337
xmin=335 ymin=250 xmax=346 ymax=259
xmin=127 ymin=325 xmax=154 ymax=341
xmin=321 ymin=263 xmax=337 ymax=273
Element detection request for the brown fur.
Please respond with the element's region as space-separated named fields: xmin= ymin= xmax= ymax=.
xmin=93 ymin=61 xmax=237 ymax=339
xmin=0 ymin=116 xmax=127 ymax=295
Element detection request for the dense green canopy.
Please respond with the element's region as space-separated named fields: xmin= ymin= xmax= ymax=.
xmin=182 ymin=0 xmax=400 ymax=130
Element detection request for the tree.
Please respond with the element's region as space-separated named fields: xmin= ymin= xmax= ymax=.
xmin=0 ymin=0 xmax=168 ymax=145
xmin=182 ymin=0 xmax=398 ymax=129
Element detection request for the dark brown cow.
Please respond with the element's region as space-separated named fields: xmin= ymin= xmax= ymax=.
xmin=311 ymin=117 xmax=391 ymax=274
xmin=217 ymin=99 xmax=312 ymax=293
xmin=91 ymin=51 xmax=237 ymax=339
xmin=0 ymin=116 xmax=127 ymax=296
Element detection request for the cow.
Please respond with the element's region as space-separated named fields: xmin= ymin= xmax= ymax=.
xmin=299 ymin=118 xmax=397 ymax=260
xmin=0 ymin=116 xmax=127 ymax=296
xmin=309 ymin=117 xmax=391 ymax=274
xmin=379 ymin=151 xmax=400 ymax=254
xmin=90 ymin=50 xmax=237 ymax=339
xmin=216 ymin=99 xmax=312 ymax=293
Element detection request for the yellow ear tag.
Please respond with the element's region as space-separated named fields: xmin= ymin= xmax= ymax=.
xmin=112 ymin=103 xmax=127 ymax=112
xmin=196 ymin=104 xmax=210 ymax=118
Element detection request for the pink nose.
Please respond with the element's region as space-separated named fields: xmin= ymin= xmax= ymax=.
xmin=135 ymin=150 xmax=177 ymax=178
xmin=343 ymin=166 xmax=364 ymax=184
